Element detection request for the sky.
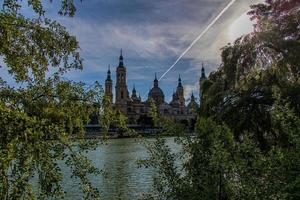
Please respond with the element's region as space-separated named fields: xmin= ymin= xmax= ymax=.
xmin=0 ymin=0 xmax=264 ymax=102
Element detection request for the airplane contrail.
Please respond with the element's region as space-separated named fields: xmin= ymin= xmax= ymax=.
xmin=158 ymin=0 xmax=237 ymax=81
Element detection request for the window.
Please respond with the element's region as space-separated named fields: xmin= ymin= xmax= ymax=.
xmin=121 ymin=91 xmax=124 ymax=99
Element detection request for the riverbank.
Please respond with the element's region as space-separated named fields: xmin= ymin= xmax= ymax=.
xmin=84 ymin=124 xmax=194 ymax=139
xmin=84 ymin=131 xmax=184 ymax=139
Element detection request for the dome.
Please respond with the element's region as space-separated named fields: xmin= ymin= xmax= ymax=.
xmin=148 ymin=86 xmax=165 ymax=105
xmin=148 ymin=86 xmax=164 ymax=97
xmin=148 ymin=73 xmax=165 ymax=105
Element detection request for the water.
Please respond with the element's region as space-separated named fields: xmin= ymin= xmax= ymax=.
xmin=61 ymin=137 xmax=180 ymax=200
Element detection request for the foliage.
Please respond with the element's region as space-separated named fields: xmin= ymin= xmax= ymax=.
xmin=159 ymin=117 xmax=186 ymax=136
xmin=143 ymin=108 xmax=300 ymax=200
xmin=148 ymin=98 xmax=187 ymax=135
xmin=200 ymin=0 xmax=300 ymax=149
xmin=142 ymin=0 xmax=300 ymax=199
xmin=141 ymin=118 xmax=234 ymax=200
xmin=101 ymin=95 xmax=137 ymax=137
xmin=149 ymin=98 xmax=159 ymax=127
xmin=1 ymin=0 xmax=83 ymax=84
xmin=113 ymin=110 xmax=134 ymax=136
xmin=100 ymin=95 xmax=114 ymax=135
xmin=0 ymin=80 xmax=103 ymax=199
xmin=0 ymin=1 xmax=104 ymax=199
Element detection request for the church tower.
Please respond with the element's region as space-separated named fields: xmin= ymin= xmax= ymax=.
xmin=176 ymin=74 xmax=185 ymax=114
xmin=115 ymin=49 xmax=128 ymax=113
xmin=199 ymin=63 xmax=207 ymax=102
xmin=105 ymin=65 xmax=113 ymax=103
xmin=131 ymin=85 xmax=140 ymax=102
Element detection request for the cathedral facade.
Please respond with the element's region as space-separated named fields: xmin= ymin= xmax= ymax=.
xmin=104 ymin=51 xmax=207 ymax=125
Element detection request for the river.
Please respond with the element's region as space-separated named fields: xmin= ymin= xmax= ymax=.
xmin=60 ymin=137 xmax=180 ymax=200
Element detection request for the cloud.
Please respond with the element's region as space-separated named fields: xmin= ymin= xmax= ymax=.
xmin=169 ymin=0 xmax=263 ymax=77
xmin=62 ymin=18 xmax=195 ymax=59
xmin=58 ymin=0 xmax=258 ymax=69
xmin=184 ymin=83 xmax=199 ymax=101
xmin=57 ymin=0 xmax=259 ymax=99
xmin=2 ymin=0 xmax=264 ymax=100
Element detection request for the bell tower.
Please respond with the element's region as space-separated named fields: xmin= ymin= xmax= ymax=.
xmin=176 ymin=74 xmax=185 ymax=114
xmin=115 ymin=49 xmax=128 ymax=113
xmin=199 ymin=63 xmax=207 ymax=102
xmin=105 ymin=65 xmax=113 ymax=103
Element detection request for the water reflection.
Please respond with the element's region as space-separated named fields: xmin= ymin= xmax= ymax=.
xmin=62 ymin=137 xmax=179 ymax=200
xmin=99 ymin=138 xmax=151 ymax=199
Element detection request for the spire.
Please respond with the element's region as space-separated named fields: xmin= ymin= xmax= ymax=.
xmin=191 ymin=92 xmax=195 ymax=100
xmin=118 ymin=49 xmax=124 ymax=67
xmin=154 ymin=73 xmax=158 ymax=87
xmin=178 ymin=74 xmax=182 ymax=87
xmin=131 ymin=84 xmax=137 ymax=99
xmin=106 ymin=64 xmax=111 ymax=81
xmin=132 ymin=84 xmax=136 ymax=95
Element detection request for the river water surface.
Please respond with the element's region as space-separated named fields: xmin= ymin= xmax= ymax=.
xmin=61 ymin=137 xmax=180 ymax=200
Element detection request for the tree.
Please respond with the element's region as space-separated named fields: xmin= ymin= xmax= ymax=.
xmin=141 ymin=118 xmax=234 ymax=200
xmin=200 ymin=0 xmax=300 ymax=149
xmin=149 ymin=98 xmax=159 ymax=127
xmin=113 ymin=110 xmax=128 ymax=136
xmin=142 ymin=104 xmax=300 ymax=200
xmin=142 ymin=0 xmax=300 ymax=199
xmin=101 ymin=95 xmax=114 ymax=135
xmin=0 ymin=1 xmax=102 ymax=199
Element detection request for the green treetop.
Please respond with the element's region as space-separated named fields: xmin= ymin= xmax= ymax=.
xmin=0 ymin=1 xmax=105 ymax=199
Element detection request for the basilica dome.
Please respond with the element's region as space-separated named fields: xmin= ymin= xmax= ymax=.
xmin=148 ymin=86 xmax=164 ymax=97
xmin=148 ymin=74 xmax=165 ymax=105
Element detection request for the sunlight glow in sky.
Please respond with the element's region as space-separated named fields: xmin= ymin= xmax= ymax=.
xmin=0 ymin=0 xmax=263 ymax=101
xmin=228 ymin=12 xmax=254 ymax=42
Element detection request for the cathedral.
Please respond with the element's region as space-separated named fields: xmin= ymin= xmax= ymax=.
xmin=104 ymin=50 xmax=207 ymax=125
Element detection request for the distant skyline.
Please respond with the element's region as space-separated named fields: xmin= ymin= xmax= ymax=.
xmin=0 ymin=0 xmax=263 ymax=101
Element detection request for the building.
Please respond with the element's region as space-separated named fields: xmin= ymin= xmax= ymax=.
xmin=199 ymin=63 xmax=207 ymax=102
xmin=104 ymin=51 xmax=207 ymax=125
